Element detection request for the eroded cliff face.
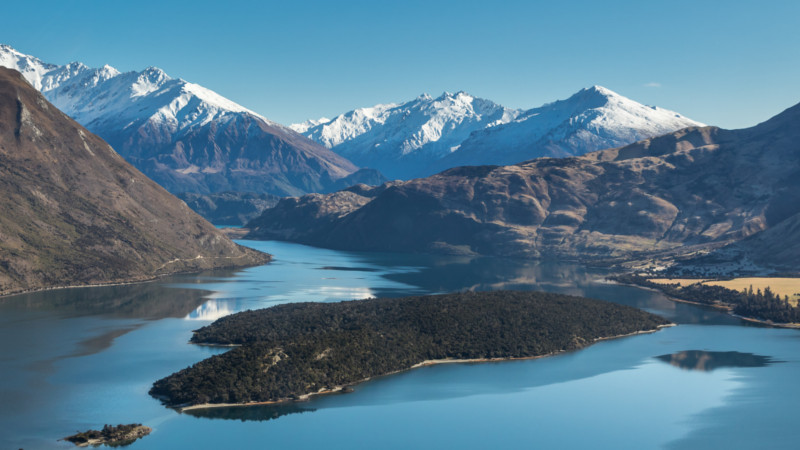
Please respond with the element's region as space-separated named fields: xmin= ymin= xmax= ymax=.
xmin=248 ymin=103 xmax=800 ymax=265
xmin=0 ymin=67 xmax=268 ymax=296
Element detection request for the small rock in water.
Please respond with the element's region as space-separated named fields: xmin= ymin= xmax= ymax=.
xmin=62 ymin=423 xmax=151 ymax=447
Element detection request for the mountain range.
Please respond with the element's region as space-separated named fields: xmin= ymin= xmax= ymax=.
xmin=0 ymin=67 xmax=267 ymax=296
xmin=293 ymin=87 xmax=703 ymax=179
xmin=1 ymin=44 xmax=704 ymax=195
xmin=0 ymin=44 xmax=378 ymax=196
xmin=250 ymin=100 xmax=800 ymax=272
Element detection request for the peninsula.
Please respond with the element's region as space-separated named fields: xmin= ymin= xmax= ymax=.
xmin=150 ymin=291 xmax=670 ymax=408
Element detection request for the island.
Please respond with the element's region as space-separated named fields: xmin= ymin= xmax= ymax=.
xmin=150 ymin=291 xmax=671 ymax=408
xmin=62 ymin=424 xmax=151 ymax=447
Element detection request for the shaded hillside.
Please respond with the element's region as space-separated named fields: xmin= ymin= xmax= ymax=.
xmin=177 ymin=192 xmax=280 ymax=226
xmin=668 ymin=210 xmax=800 ymax=275
xmin=248 ymin=102 xmax=800 ymax=265
xmin=151 ymin=291 xmax=669 ymax=406
xmin=102 ymin=110 xmax=358 ymax=196
xmin=0 ymin=67 xmax=268 ymax=296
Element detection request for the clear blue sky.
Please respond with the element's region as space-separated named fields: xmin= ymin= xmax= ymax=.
xmin=3 ymin=0 xmax=799 ymax=129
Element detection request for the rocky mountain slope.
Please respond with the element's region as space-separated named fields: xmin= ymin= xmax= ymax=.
xmin=0 ymin=44 xmax=367 ymax=196
xmin=250 ymin=101 xmax=799 ymax=267
xmin=294 ymin=87 xmax=702 ymax=179
xmin=0 ymin=67 xmax=268 ymax=296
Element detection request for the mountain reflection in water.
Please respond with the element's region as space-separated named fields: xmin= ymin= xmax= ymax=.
xmin=656 ymin=350 xmax=778 ymax=372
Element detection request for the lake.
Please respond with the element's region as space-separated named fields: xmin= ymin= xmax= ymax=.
xmin=1 ymin=240 xmax=798 ymax=449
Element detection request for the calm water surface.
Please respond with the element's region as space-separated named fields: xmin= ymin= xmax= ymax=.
xmin=1 ymin=240 xmax=798 ymax=449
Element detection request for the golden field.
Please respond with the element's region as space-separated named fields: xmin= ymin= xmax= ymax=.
xmin=647 ymin=277 xmax=800 ymax=305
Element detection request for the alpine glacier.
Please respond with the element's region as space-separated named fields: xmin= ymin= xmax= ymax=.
xmin=0 ymin=44 xmax=367 ymax=196
xmin=294 ymin=86 xmax=704 ymax=179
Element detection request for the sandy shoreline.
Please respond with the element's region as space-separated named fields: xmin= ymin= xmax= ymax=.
xmin=177 ymin=323 xmax=674 ymax=412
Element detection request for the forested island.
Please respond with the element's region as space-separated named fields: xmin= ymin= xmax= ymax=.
xmin=150 ymin=291 xmax=670 ymax=408
xmin=611 ymin=274 xmax=800 ymax=325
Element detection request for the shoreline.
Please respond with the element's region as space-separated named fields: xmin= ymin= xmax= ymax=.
xmin=192 ymin=342 xmax=242 ymax=348
xmin=0 ymin=254 xmax=272 ymax=300
xmin=609 ymin=279 xmax=800 ymax=329
xmin=178 ymin=323 xmax=674 ymax=412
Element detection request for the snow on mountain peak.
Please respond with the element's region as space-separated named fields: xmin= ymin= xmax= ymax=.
xmin=289 ymin=117 xmax=332 ymax=134
xmin=293 ymin=92 xmax=522 ymax=177
xmin=0 ymin=44 xmax=364 ymax=198
xmin=0 ymin=44 xmax=272 ymax=130
xmin=0 ymin=45 xmax=56 ymax=90
xmin=131 ymin=67 xmax=171 ymax=97
xmin=295 ymin=86 xmax=704 ymax=179
xmin=588 ymin=85 xmax=615 ymax=95
xmin=433 ymin=86 xmax=707 ymax=172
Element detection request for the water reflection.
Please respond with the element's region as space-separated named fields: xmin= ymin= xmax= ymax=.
xmin=0 ymin=282 xmax=209 ymax=320
xmin=185 ymin=403 xmax=316 ymax=422
xmin=186 ymin=300 xmax=235 ymax=321
xmin=656 ymin=350 xmax=778 ymax=371
xmin=170 ymin=335 xmax=674 ymax=422
xmin=163 ymin=240 xmax=746 ymax=327
xmin=2 ymin=240 xmax=799 ymax=450
xmin=318 ymin=266 xmax=381 ymax=272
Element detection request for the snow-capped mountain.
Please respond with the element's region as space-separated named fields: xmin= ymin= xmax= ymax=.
xmin=435 ymin=86 xmax=705 ymax=171
xmin=290 ymin=117 xmax=331 ymax=134
xmin=0 ymin=44 xmax=366 ymax=196
xmin=295 ymin=86 xmax=703 ymax=179
xmin=293 ymin=92 xmax=521 ymax=179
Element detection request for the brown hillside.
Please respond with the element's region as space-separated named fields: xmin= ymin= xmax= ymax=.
xmin=0 ymin=67 xmax=268 ymax=296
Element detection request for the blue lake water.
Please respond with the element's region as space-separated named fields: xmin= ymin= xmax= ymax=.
xmin=1 ymin=240 xmax=798 ymax=449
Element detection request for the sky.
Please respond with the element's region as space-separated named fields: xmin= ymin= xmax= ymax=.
xmin=3 ymin=0 xmax=799 ymax=129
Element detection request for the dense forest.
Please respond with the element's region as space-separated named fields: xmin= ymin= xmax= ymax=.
xmin=150 ymin=291 xmax=669 ymax=407
xmin=612 ymin=275 xmax=800 ymax=323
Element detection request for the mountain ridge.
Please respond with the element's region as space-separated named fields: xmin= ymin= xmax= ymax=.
xmin=0 ymin=44 xmax=369 ymax=196
xmin=292 ymin=91 xmax=521 ymax=179
xmin=294 ymin=86 xmax=703 ymax=179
